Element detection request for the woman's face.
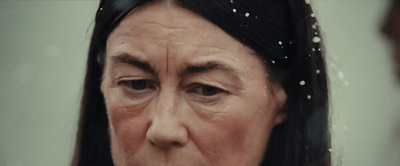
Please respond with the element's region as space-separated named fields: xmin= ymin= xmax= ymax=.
xmin=101 ymin=2 xmax=287 ymax=166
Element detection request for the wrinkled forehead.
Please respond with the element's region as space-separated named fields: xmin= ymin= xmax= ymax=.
xmin=106 ymin=1 xmax=253 ymax=55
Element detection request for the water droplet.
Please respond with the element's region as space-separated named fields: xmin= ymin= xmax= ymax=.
xmin=233 ymin=9 xmax=237 ymax=13
xmin=278 ymin=41 xmax=282 ymax=45
xmin=312 ymin=36 xmax=321 ymax=43
xmin=310 ymin=13 xmax=315 ymax=17
xmin=316 ymin=69 xmax=320 ymax=74
xmin=99 ymin=8 xmax=103 ymax=11
xmin=305 ymin=0 xmax=311 ymax=4
xmin=307 ymin=95 xmax=312 ymax=99
xmin=312 ymin=24 xmax=317 ymax=29
xmin=299 ymin=80 xmax=306 ymax=86
xmin=338 ymin=71 xmax=344 ymax=80
xmin=230 ymin=0 xmax=233 ymax=3
xmin=328 ymin=148 xmax=332 ymax=152
xmin=255 ymin=16 xmax=258 ymax=19
xmin=315 ymin=32 xmax=318 ymax=35
xmin=312 ymin=48 xmax=315 ymax=52
xmin=285 ymin=56 xmax=288 ymax=59
xmin=289 ymin=41 xmax=292 ymax=44
xmin=271 ymin=60 xmax=275 ymax=64
xmin=245 ymin=12 xmax=250 ymax=17
xmin=318 ymin=48 xmax=321 ymax=51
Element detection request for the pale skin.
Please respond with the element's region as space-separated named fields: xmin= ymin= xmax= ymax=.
xmin=101 ymin=1 xmax=287 ymax=166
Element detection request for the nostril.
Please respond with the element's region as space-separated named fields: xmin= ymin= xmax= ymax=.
xmin=171 ymin=141 xmax=181 ymax=146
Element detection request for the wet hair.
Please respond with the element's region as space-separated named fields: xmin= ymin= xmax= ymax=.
xmin=382 ymin=0 xmax=400 ymax=39
xmin=382 ymin=0 xmax=400 ymax=80
xmin=72 ymin=0 xmax=330 ymax=166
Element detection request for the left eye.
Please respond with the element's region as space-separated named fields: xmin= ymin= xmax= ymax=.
xmin=129 ymin=80 xmax=147 ymax=90
xmin=191 ymin=85 xmax=223 ymax=96
xmin=200 ymin=86 xmax=219 ymax=96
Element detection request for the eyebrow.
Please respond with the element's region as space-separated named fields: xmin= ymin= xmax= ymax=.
xmin=179 ymin=61 xmax=236 ymax=78
xmin=110 ymin=53 xmax=240 ymax=82
xmin=110 ymin=53 xmax=155 ymax=74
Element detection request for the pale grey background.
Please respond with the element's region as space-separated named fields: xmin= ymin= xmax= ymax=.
xmin=0 ymin=0 xmax=399 ymax=166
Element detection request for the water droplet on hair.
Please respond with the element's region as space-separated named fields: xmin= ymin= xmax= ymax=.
xmin=316 ymin=69 xmax=320 ymax=74
xmin=299 ymin=80 xmax=306 ymax=86
xmin=271 ymin=60 xmax=275 ymax=64
xmin=278 ymin=41 xmax=282 ymax=45
xmin=285 ymin=56 xmax=288 ymax=59
xmin=230 ymin=0 xmax=233 ymax=3
xmin=305 ymin=0 xmax=311 ymax=4
xmin=312 ymin=48 xmax=315 ymax=52
xmin=232 ymin=9 xmax=237 ymax=13
xmin=338 ymin=71 xmax=344 ymax=80
xmin=312 ymin=24 xmax=317 ymax=29
xmin=328 ymin=148 xmax=333 ymax=152
xmin=310 ymin=13 xmax=315 ymax=17
xmin=245 ymin=12 xmax=250 ymax=17
xmin=318 ymin=48 xmax=321 ymax=51
xmin=307 ymin=95 xmax=312 ymax=99
xmin=99 ymin=8 xmax=103 ymax=11
xmin=312 ymin=36 xmax=321 ymax=43
xmin=255 ymin=16 xmax=258 ymax=19
xmin=289 ymin=41 xmax=292 ymax=44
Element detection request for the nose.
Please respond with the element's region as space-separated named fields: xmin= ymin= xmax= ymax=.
xmin=146 ymin=92 xmax=188 ymax=148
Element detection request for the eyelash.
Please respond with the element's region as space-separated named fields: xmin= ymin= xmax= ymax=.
xmin=188 ymin=84 xmax=226 ymax=104
xmin=120 ymin=79 xmax=156 ymax=95
xmin=118 ymin=79 xmax=226 ymax=104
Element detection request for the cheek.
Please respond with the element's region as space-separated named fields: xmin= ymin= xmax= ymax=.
xmin=190 ymin=100 xmax=276 ymax=164
xmin=107 ymin=104 xmax=149 ymax=158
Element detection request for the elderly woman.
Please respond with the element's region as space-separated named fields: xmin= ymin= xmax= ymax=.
xmin=72 ymin=0 xmax=330 ymax=165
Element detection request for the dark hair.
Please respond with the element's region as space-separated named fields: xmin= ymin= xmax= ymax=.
xmin=382 ymin=0 xmax=400 ymax=39
xmin=72 ymin=0 xmax=330 ymax=166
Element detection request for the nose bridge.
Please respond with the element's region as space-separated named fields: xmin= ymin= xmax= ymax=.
xmin=146 ymin=86 xmax=188 ymax=147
